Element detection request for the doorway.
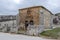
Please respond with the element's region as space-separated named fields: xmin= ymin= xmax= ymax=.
xmin=25 ymin=20 xmax=34 ymax=30
xmin=25 ymin=21 xmax=29 ymax=30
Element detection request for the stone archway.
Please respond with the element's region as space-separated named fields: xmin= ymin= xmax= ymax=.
xmin=25 ymin=20 xmax=34 ymax=30
xmin=30 ymin=20 xmax=34 ymax=25
xmin=25 ymin=21 xmax=29 ymax=30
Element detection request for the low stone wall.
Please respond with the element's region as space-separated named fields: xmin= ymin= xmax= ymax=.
xmin=0 ymin=20 xmax=17 ymax=33
xmin=26 ymin=25 xmax=44 ymax=35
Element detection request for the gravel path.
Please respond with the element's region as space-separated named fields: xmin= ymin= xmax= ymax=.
xmin=0 ymin=32 xmax=56 ymax=40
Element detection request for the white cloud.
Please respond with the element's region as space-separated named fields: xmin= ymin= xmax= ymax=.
xmin=42 ymin=0 xmax=60 ymax=13
xmin=0 ymin=0 xmax=60 ymax=15
xmin=13 ymin=0 xmax=24 ymax=4
xmin=47 ymin=0 xmax=60 ymax=8
xmin=0 ymin=0 xmax=25 ymax=15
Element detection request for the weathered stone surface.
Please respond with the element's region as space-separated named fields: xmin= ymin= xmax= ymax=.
xmin=27 ymin=25 xmax=44 ymax=35
xmin=17 ymin=6 xmax=53 ymax=35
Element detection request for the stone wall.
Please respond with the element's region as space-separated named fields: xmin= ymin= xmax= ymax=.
xmin=0 ymin=20 xmax=17 ymax=33
xmin=19 ymin=7 xmax=40 ymax=25
xmin=27 ymin=25 xmax=44 ymax=35
xmin=40 ymin=7 xmax=53 ymax=29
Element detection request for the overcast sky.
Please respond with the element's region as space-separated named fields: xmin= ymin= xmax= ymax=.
xmin=0 ymin=0 xmax=60 ymax=15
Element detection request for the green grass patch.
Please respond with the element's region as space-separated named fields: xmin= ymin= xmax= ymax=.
xmin=40 ymin=27 xmax=60 ymax=39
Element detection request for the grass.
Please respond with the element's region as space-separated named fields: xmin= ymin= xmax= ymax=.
xmin=40 ymin=27 xmax=60 ymax=39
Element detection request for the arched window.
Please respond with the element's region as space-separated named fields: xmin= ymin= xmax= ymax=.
xmin=30 ymin=20 xmax=34 ymax=25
